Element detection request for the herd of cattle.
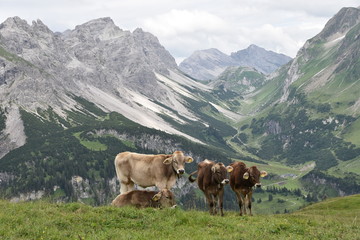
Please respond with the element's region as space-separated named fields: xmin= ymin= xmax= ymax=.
xmin=111 ymin=151 xmax=267 ymax=216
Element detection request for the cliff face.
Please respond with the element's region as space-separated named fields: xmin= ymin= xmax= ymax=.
xmin=0 ymin=16 xmax=208 ymax=157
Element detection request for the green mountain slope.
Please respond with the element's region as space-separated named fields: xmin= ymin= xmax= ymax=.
xmin=231 ymin=7 xmax=360 ymax=200
xmin=0 ymin=97 xmax=235 ymax=204
xmin=0 ymin=194 xmax=359 ymax=239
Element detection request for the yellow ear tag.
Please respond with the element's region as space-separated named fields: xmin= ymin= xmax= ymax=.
xmin=243 ymin=172 xmax=249 ymax=179
xmin=152 ymin=194 xmax=161 ymax=201
xmin=260 ymin=171 xmax=268 ymax=177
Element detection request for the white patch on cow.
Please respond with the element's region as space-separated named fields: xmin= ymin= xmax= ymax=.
xmin=221 ymin=179 xmax=229 ymax=185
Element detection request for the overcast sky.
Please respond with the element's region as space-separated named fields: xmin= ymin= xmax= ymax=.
xmin=1 ymin=0 xmax=359 ymax=63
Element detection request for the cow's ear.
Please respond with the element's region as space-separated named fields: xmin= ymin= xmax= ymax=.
xmin=243 ymin=172 xmax=249 ymax=179
xmin=260 ymin=171 xmax=268 ymax=177
xmin=152 ymin=192 xmax=162 ymax=202
xmin=211 ymin=166 xmax=216 ymax=173
xmin=163 ymin=157 xmax=173 ymax=165
xmin=185 ymin=157 xmax=193 ymax=163
xmin=226 ymin=166 xmax=233 ymax=173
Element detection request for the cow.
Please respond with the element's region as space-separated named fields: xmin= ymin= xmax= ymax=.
xmin=229 ymin=161 xmax=268 ymax=216
xmin=188 ymin=159 xmax=233 ymax=216
xmin=114 ymin=151 xmax=193 ymax=194
xmin=111 ymin=189 xmax=176 ymax=208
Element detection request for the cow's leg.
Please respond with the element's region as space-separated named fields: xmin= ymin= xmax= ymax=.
xmin=218 ymin=189 xmax=225 ymax=216
xmin=235 ymin=190 xmax=244 ymax=216
xmin=247 ymin=191 xmax=253 ymax=216
xmin=213 ymin=194 xmax=218 ymax=215
xmin=205 ymin=192 xmax=215 ymax=215
xmin=156 ymin=182 xmax=167 ymax=191
xmin=243 ymin=194 xmax=249 ymax=215
xmin=120 ymin=179 xmax=134 ymax=195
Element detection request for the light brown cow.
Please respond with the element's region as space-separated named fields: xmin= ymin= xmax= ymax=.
xmin=229 ymin=161 xmax=267 ymax=216
xmin=111 ymin=189 xmax=176 ymax=208
xmin=114 ymin=151 xmax=193 ymax=194
xmin=188 ymin=159 xmax=233 ymax=216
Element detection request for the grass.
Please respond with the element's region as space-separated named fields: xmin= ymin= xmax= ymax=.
xmin=73 ymin=132 xmax=108 ymax=151
xmin=343 ymin=117 xmax=360 ymax=146
xmin=1 ymin=195 xmax=359 ymax=239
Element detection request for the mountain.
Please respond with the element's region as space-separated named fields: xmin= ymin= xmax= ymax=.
xmin=233 ymin=7 xmax=360 ymax=198
xmin=231 ymin=44 xmax=292 ymax=75
xmin=178 ymin=48 xmax=237 ymax=81
xmin=178 ymin=45 xmax=292 ymax=81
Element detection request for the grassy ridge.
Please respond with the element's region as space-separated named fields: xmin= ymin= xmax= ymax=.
xmin=1 ymin=195 xmax=359 ymax=239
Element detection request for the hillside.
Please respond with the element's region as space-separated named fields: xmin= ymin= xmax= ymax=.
xmin=0 ymin=194 xmax=359 ymax=239
xmin=231 ymin=7 xmax=360 ymax=200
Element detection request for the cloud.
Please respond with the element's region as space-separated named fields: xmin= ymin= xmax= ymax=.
xmin=143 ymin=9 xmax=229 ymax=37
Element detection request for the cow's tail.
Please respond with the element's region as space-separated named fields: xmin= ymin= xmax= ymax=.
xmin=188 ymin=170 xmax=198 ymax=182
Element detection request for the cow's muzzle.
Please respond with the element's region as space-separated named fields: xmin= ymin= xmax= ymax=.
xmin=255 ymin=183 xmax=262 ymax=188
xmin=177 ymin=169 xmax=185 ymax=175
xmin=221 ymin=179 xmax=230 ymax=185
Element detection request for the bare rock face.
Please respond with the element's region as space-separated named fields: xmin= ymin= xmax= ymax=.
xmin=0 ymin=16 xmax=195 ymax=155
xmin=0 ymin=16 xmax=178 ymax=110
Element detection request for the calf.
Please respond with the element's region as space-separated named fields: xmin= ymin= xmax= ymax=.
xmin=229 ymin=161 xmax=267 ymax=216
xmin=189 ymin=159 xmax=233 ymax=216
xmin=115 ymin=151 xmax=193 ymax=194
xmin=111 ymin=189 xmax=176 ymax=208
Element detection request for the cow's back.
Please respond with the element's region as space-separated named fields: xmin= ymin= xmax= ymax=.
xmin=112 ymin=190 xmax=157 ymax=208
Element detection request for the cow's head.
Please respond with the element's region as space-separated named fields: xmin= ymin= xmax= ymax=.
xmin=211 ymin=162 xmax=233 ymax=185
xmin=243 ymin=166 xmax=267 ymax=188
xmin=163 ymin=151 xmax=193 ymax=175
xmin=151 ymin=189 xmax=176 ymax=208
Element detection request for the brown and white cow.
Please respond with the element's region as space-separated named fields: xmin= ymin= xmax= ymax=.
xmin=188 ymin=159 xmax=233 ymax=216
xmin=111 ymin=189 xmax=176 ymax=208
xmin=114 ymin=151 xmax=193 ymax=194
xmin=229 ymin=161 xmax=267 ymax=216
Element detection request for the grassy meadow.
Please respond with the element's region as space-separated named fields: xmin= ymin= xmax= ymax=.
xmin=0 ymin=194 xmax=359 ymax=240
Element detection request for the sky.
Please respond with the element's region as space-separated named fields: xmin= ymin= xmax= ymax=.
xmin=0 ymin=0 xmax=359 ymax=64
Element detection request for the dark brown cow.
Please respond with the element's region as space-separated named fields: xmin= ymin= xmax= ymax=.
xmin=229 ymin=161 xmax=267 ymax=216
xmin=188 ymin=159 xmax=233 ymax=216
xmin=115 ymin=151 xmax=193 ymax=194
xmin=111 ymin=189 xmax=176 ymax=208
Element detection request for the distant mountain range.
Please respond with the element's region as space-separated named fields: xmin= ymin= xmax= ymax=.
xmin=179 ymin=44 xmax=292 ymax=81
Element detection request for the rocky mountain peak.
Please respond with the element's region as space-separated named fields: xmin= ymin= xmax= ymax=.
xmin=0 ymin=16 xmax=28 ymax=30
xmin=316 ymin=7 xmax=360 ymax=41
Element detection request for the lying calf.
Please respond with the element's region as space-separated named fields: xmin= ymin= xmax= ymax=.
xmin=111 ymin=189 xmax=176 ymax=208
